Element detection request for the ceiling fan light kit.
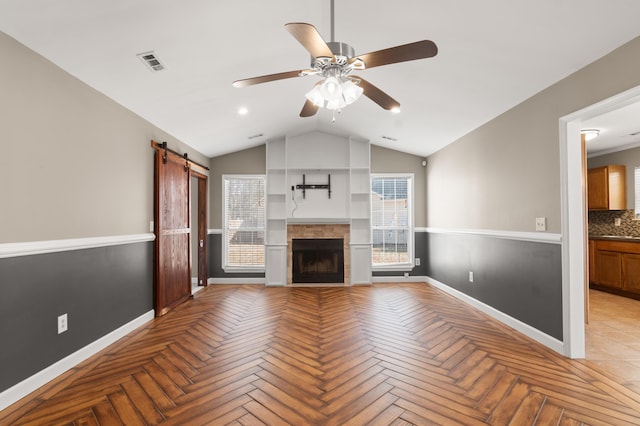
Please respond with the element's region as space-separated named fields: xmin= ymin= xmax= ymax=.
xmin=232 ymin=2 xmax=438 ymax=118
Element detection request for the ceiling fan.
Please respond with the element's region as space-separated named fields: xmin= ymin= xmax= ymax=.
xmin=232 ymin=1 xmax=438 ymax=118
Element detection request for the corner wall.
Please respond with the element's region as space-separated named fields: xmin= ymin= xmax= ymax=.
xmin=0 ymin=30 xmax=207 ymax=403
xmin=425 ymin=36 xmax=640 ymax=347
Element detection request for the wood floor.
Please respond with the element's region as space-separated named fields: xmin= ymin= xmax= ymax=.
xmin=586 ymin=289 xmax=640 ymax=394
xmin=3 ymin=283 xmax=640 ymax=425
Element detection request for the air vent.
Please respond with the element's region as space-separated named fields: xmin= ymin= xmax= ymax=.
xmin=381 ymin=135 xmax=397 ymax=142
xmin=248 ymin=133 xmax=264 ymax=140
xmin=629 ymin=131 xmax=640 ymax=137
xmin=137 ymin=51 xmax=165 ymax=72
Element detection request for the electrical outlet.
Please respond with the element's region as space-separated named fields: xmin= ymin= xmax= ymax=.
xmin=58 ymin=313 xmax=68 ymax=334
xmin=415 ymin=258 xmax=421 ymax=266
xmin=615 ymin=218 xmax=622 ymax=227
xmin=404 ymin=272 xmax=409 ymax=278
xmin=535 ymin=217 xmax=547 ymax=231
xmin=469 ymin=271 xmax=474 ymax=283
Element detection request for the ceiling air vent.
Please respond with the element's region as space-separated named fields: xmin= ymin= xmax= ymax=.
xmin=137 ymin=51 xmax=165 ymax=72
xmin=381 ymin=135 xmax=397 ymax=142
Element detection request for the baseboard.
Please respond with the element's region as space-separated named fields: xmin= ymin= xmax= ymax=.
xmin=207 ymin=278 xmax=266 ymax=285
xmin=372 ymin=275 xmax=427 ymax=283
xmin=424 ymin=276 xmax=564 ymax=355
xmin=0 ymin=310 xmax=154 ymax=411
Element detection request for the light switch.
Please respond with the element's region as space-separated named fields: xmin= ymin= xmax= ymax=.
xmin=535 ymin=217 xmax=546 ymax=231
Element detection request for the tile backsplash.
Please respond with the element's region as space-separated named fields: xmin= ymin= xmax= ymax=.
xmin=589 ymin=209 xmax=640 ymax=236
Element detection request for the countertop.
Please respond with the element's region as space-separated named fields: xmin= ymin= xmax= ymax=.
xmin=589 ymin=235 xmax=640 ymax=241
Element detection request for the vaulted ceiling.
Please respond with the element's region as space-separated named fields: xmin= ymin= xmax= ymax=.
xmin=2 ymin=1 xmax=640 ymax=158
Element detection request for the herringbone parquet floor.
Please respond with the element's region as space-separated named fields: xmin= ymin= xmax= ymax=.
xmin=3 ymin=283 xmax=640 ymax=425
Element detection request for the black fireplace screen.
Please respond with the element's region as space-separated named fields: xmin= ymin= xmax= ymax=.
xmin=292 ymin=238 xmax=345 ymax=283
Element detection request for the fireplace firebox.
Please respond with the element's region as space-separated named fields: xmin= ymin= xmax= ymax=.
xmin=292 ymin=238 xmax=345 ymax=283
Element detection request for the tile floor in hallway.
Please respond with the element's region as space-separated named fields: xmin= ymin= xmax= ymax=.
xmin=587 ymin=289 xmax=640 ymax=393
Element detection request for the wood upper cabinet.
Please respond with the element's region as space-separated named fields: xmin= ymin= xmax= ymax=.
xmin=587 ymin=165 xmax=626 ymax=210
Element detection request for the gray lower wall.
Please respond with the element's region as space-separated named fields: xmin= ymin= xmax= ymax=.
xmin=425 ymin=232 xmax=563 ymax=340
xmin=0 ymin=241 xmax=153 ymax=393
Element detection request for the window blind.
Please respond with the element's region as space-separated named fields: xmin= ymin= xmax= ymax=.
xmin=371 ymin=175 xmax=413 ymax=267
xmin=223 ymin=176 xmax=265 ymax=269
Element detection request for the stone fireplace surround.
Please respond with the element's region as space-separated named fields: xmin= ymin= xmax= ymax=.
xmin=287 ymin=224 xmax=350 ymax=285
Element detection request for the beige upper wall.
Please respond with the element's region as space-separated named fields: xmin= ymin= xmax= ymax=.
xmin=370 ymin=145 xmax=427 ymax=227
xmin=207 ymin=142 xmax=427 ymax=228
xmin=209 ymin=144 xmax=266 ymax=228
xmin=0 ymin=31 xmax=208 ymax=243
xmin=588 ymin=147 xmax=640 ymax=210
xmin=426 ymin=36 xmax=640 ymax=233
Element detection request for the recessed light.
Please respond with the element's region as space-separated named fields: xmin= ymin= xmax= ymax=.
xmin=238 ymin=107 xmax=248 ymax=115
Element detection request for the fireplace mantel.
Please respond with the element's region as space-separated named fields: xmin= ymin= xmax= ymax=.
xmin=287 ymin=218 xmax=350 ymax=225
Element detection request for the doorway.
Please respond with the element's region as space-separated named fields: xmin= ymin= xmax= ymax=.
xmin=152 ymin=141 xmax=208 ymax=316
xmin=191 ymin=172 xmax=208 ymax=293
xmin=560 ymin=85 xmax=640 ymax=358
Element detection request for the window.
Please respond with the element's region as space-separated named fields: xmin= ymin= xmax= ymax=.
xmin=635 ymin=166 xmax=640 ymax=219
xmin=223 ymin=175 xmax=265 ymax=271
xmin=371 ymin=174 xmax=414 ymax=269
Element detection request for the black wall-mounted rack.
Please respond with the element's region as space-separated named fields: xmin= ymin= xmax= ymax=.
xmin=296 ymin=174 xmax=331 ymax=199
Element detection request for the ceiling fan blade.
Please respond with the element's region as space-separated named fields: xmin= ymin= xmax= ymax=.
xmin=300 ymin=99 xmax=319 ymax=117
xmin=285 ymin=22 xmax=334 ymax=59
xmin=352 ymin=76 xmax=400 ymax=110
xmin=232 ymin=70 xmax=306 ymax=88
xmin=353 ymin=40 xmax=438 ymax=69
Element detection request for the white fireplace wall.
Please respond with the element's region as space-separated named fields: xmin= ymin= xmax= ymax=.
xmin=265 ymin=131 xmax=371 ymax=286
xmin=288 ymin=171 xmax=349 ymax=221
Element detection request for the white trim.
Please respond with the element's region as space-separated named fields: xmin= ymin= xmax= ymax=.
xmin=424 ymin=277 xmax=564 ymax=354
xmin=208 ymin=229 xmax=223 ymax=235
xmin=372 ymin=275 xmax=427 ymax=283
xmin=207 ymin=277 xmax=266 ymax=285
xmin=0 ymin=233 xmax=155 ymax=259
xmin=373 ymin=264 xmax=415 ymax=272
xmin=0 ymin=310 xmax=154 ymax=411
xmin=425 ymin=227 xmax=561 ymax=244
xmin=559 ymin=84 xmax=640 ymax=359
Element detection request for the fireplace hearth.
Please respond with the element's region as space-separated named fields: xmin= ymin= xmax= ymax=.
xmin=292 ymin=238 xmax=345 ymax=283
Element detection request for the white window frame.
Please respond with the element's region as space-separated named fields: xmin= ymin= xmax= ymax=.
xmin=370 ymin=173 xmax=415 ymax=271
xmin=222 ymin=174 xmax=266 ymax=272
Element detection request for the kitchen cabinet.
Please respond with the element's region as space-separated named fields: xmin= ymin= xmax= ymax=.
xmin=623 ymin=254 xmax=640 ymax=293
xmin=589 ymin=238 xmax=640 ymax=296
xmin=587 ymin=165 xmax=626 ymax=210
xmin=594 ymin=250 xmax=622 ymax=288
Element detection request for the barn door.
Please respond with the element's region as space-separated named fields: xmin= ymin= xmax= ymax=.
xmin=154 ymin=145 xmax=192 ymax=316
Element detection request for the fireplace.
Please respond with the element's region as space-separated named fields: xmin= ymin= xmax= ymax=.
xmin=287 ymin=224 xmax=350 ymax=285
xmin=292 ymin=238 xmax=345 ymax=283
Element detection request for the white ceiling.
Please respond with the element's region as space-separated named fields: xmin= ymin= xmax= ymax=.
xmin=2 ymin=0 xmax=640 ymax=158
xmin=584 ymin=101 xmax=640 ymax=156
